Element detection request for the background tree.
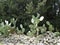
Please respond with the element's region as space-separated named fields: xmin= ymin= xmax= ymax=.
xmin=0 ymin=0 xmax=60 ymax=32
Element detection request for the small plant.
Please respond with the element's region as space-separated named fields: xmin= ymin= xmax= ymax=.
xmin=0 ymin=20 xmax=16 ymax=37
xmin=10 ymin=18 xmax=17 ymax=27
xmin=27 ymin=13 xmax=46 ymax=37
xmin=46 ymin=21 xmax=54 ymax=32
xmin=54 ymin=32 xmax=60 ymax=37
xmin=16 ymin=24 xmax=25 ymax=34
xmin=40 ymin=24 xmax=47 ymax=34
xmin=26 ymin=1 xmax=34 ymax=14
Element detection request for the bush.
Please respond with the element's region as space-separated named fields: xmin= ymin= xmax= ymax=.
xmin=0 ymin=0 xmax=60 ymax=34
xmin=27 ymin=13 xmax=47 ymax=37
xmin=0 ymin=20 xmax=16 ymax=37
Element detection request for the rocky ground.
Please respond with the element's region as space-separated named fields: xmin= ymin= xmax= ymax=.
xmin=0 ymin=31 xmax=60 ymax=45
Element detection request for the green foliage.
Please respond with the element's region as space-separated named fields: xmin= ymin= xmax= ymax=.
xmin=10 ymin=18 xmax=17 ymax=27
xmin=26 ymin=1 xmax=34 ymax=14
xmin=27 ymin=31 xmax=35 ymax=37
xmin=16 ymin=24 xmax=25 ymax=34
xmin=0 ymin=0 xmax=60 ymax=36
xmin=0 ymin=20 xmax=16 ymax=37
xmin=0 ymin=0 xmax=26 ymax=21
xmin=27 ymin=13 xmax=46 ymax=37
xmin=26 ymin=0 xmax=47 ymax=14
xmin=36 ymin=0 xmax=47 ymax=13
xmin=0 ymin=0 xmax=56 ymax=32
xmin=46 ymin=21 xmax=54 ymax=32
xmin=54 ymin=32 xmax=60 ymax=37
xmin=10 ymin=18 xmax=25 ymax=34
xmin=40 ymin=24 xmax=47 ymax=33
xmin=0 ymin=18 xmax=25 ymax=37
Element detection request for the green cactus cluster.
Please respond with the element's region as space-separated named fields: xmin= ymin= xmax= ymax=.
xmin=27 ymin=13 xmax=47 ymax=37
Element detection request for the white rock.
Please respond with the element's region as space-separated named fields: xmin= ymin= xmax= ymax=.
xmin=29 ymin=37 xmax=35 ymax=42
xmin=8 ymin=43 xmax=14 ymax=45
xmin=37 ymin=42 xmax=45 ymax=45
xmin=50 ymin=43 xmax=53 ymax=45
xmin=53 ymin=40 xmax=57 ymax=43
xmin=3 ymin=44 xmax=7 ymax=45
xmin=29 ymin=43 xmax=33 ymax=45
xmin=58 ymin=39 xmax=60 ymax=42
xmin=24 ymin=36 xmax=30 ymax=39
xmin=16 ymin=42 xmax=24 ymax=45
xmin=57 ymin=43 xmax=60 ymax=45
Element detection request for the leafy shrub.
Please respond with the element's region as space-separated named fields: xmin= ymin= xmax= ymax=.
xmin=16 ymin=24 xmax=25 ymax=34
xmin=0 ymin=20 xmax=16 ymax=37
xmin=0 ymin=18 xmax=26 ymax=37
xmin=46 ymin=21 xmax=54 ymax=32
xmin=39 ymin=24 xmax=47 ymax=34
xmin=0 ymin=0 xmax=60 ymax=32
xmin=27 ymin=13 xmax=47 ymax=37
xmin=54 ymin=32 xmax=60 ymax=37
xmin=10 ymin=18 xmax=25 ymax=35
